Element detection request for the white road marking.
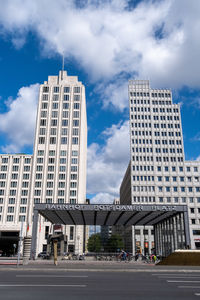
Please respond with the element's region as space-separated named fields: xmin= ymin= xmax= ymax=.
xmin=168 ymin=280 xmax=200 ymax=283
xmin=16 ymin=275 xmax=88 ymax=278
xmin=195 ymin=294 xmax=200 ymax=296
xmin=158 ymin=276 xmax=200 ymax=279
xmin=0 ymin=284 xmax=86 ymax=287
xmin=178 ymin=286 xmax=200 ymax=289
xmin=152 ymin=274 xmax=200 ymax=276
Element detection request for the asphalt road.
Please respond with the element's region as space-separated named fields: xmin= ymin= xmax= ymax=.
xmin=0 ymin=268 xmax=200 ymax=300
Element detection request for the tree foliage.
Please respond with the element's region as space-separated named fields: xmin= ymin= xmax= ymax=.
xmin=87 ymin=233 xmax=102 ymax=252
xmin=105 ymin=234 xmax=124 ymax=252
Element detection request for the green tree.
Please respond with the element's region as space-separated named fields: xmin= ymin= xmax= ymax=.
xmin=87 ymin=233 xmax=102 ymax=252
xmin=106 ymin=234 xmax=124 ymax=252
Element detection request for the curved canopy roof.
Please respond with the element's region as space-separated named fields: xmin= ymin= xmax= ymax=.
xmin=34 ymin=203 xmax=188 ymax=226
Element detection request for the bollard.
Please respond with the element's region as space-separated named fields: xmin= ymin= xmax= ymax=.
xmin=53 ymin=240 xmax=58 ymax=266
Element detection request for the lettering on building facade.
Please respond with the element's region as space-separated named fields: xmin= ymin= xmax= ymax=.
xmin=44 ymin=204 xmax=178 ymax=212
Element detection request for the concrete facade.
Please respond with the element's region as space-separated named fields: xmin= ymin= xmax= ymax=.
xmin=0 ymin=70 xmax=87 ymax=255
xmin=120 ymin=80 xmax=200 ymax=254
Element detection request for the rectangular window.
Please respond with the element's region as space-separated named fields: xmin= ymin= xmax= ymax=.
xmin=63 ymin=103 xmax=69 ymax=109
xmin=19 ymin=215 xmax=26 ymax=222
xmin=62 ymin=119 xmax=68 ymax=126
xmin=61 ymin=128 xmax=68 ymax=135
xmin=8 ymin=206 xmax=14 ymax=213
xmin=53 ymin=94 xmax=59 ymax=101
xmin=70 ymin=226 xmax=74 ymax=240
xmin=50 ymin=137 xmax=56 ymax=144
xmin=64 ymin=87 xmax=70 ymax=93
xmin=7 ymin=215 xmax=14 ymax=222
xmin=39 ymin=137 xmax=45 ymax=144
xmin=74 ymin=87 xmax=80 ymax=93
xmin=61 ymin=137 xmax=67 ymax=144
xmin=9 ymin=198 xmax=15 ymax=204
xmin=51 ymin=119 xmax=57 ymax=126
xmin=54 ymin=86 xmax=59 ymax=93
xmin=72 ymin=137 xmax=78 ymax=144
xmin=60 ymin=151 xmax=67 ymax=156
xmin=63 ymin=94 xmax=69 ymax=101
xmin=73 ymin=120 xmax=79 ymax=127
xmin=20 ymin=207 xmax=26 ymax=213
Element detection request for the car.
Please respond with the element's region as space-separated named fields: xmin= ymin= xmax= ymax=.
xmin=38 ymin=251 xmax=49 ymax=259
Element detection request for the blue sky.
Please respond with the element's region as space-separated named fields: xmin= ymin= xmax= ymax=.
xmin=0 ymin=0 xmax=200 ymax=203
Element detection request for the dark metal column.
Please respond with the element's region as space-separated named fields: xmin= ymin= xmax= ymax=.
xmin=183 ymin=210 xmax=191 ymax=249
xmin=30 ymin=209 xmax=39 ymax=260
xmin=179 ymin=213 xmax=184 ymax=249
xmin=166 ymin=218 xmax=171 ymax=256
xmin=170 ymin=217 xmax=175 ymax=253
xmin=153 ymin=225 xmax=158 ymax=254
xmin=173 ymin=215 xmax=178 ymax=250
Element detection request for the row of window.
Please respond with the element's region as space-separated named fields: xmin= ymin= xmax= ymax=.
xmin=41 ymin=110 xmax=79 ymax=119
xmin=132 ymin=196 xmax=200 ymax=203
xmin=35 ymin=173 xmax=77 ymax=181
xmin=0 ymin=181 xmax=29 ymax=188
xmin=37 ymin=157 xmax=78 ymax=164
xmin=34 ymin=188 xmax=77 ymax=197
xmin=42 ymin=102 xmax=79 ymax=110
xmin=132 ymin=175 xmax=200 ymax=184
xmin=132 ymin=115 xmax=180 ymax=122
xmin=132 ymin=185 xmax=200 ymax=193
xmin=0 ymin=173 xmax=30 ymax=180
xmin=131 ymin=129 xmax=181 ymax=137
xmin=43 ymin=86 xmax=81 ymax=93
xmin=131 ymin=107 xmax=178 ymax=114
xmin=0 ymin=215 xmax=26 ymax=222
xmin=132 ymin=156 xmax=184 ymax=162
xmin=132 ymin=139 xmax=181 ymax=146
xmin=130 ymin=99 xmax=172 ymax=106
xmin=130 ymin=92 xmax=171 ymax=98
xmin=0 ymin=198 xmax=27 ymax=204
xmin=1 ymin=158 xmax=31 ymax=164
xmin=40 ymin=119 xmax=79 ymax=127
xmin=2 ymin=206 xmax=27 ymax=213
xmin=38 ymin=137 xmax=78 ymax=145
xmin=37 ymin=150 xmax=78 ymax=157
xmin=132 ymin=123 xmax=181 ymax=130
xmin=42 ymin=94 xmax=81 ymax=102
xmin=39 ymin=128 xmax=79 ymax=136
xmin=156 ymin=166 xmax=199 ymax=174
xmin=34 ymin=181 xmax=77 ymax=188
xmin=0 ymin=166 xmax=31 ymax=172
xmin=132 ymin=147 xmax=183 ymax=154
xmin=0 ymin=190 xmax=29 ymax=196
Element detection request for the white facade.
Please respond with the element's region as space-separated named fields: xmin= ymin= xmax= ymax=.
xmin=120 ymin=80 xmax=200 ymax=254
xmin=0 ymin=154 xmax=32 ymax=239
xmin=0 ymin=70 xmax=87 ymax=255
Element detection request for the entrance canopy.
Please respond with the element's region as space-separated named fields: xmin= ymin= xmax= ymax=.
xmin=31 ymin=203 xmax=190 ymax=259
xmin=35 ymin=203 xmax=188 ymax=226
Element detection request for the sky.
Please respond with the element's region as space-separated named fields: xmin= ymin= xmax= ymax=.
xmin=0 ymin=0 xmax=200 ymax=204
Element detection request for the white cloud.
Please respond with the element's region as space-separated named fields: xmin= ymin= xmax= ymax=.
xmin=90 ymin=193 xmax=115 ymax=204
xmin=0 ymin=1 xmax=200 ymax=109
xmin=87 ymin=120 xmax=130 ymax=197
xmin=0 ymin=84 xmax=39 ymax=153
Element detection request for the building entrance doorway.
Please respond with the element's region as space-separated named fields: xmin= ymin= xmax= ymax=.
xmin=0 ymin=231 xmax=19 ymax=257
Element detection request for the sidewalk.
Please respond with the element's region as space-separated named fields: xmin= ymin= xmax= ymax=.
xmin=1 ymin=258 xmax=200 ymax=272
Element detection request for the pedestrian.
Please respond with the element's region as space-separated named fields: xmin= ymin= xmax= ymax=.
xmin=153 ymin=255 xmax=157 ymax=263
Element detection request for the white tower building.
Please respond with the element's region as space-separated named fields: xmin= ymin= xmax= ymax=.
xmin=120 ymin=80 xmax=200 ymax=254
xmin=28 ymin=70 xmax=87 ymax=254
xmin=0 ymin=70 xmax=87 ymax=256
